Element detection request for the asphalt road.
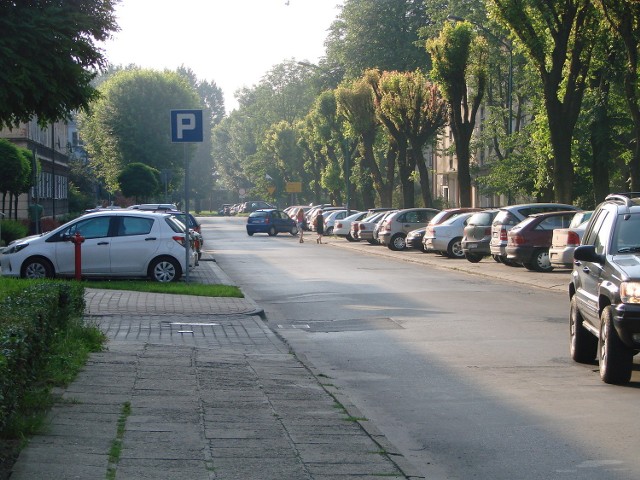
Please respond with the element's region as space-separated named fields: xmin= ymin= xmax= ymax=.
xmin=204 ymin=216 xmax=640 ymax=480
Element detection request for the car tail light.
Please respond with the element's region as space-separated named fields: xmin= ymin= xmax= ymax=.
xmin=566 ymin=230 xmax=581 ymax=246
xmin=336 ymin=222 xmax=343 ymax=228
xmin=384 ymin=223 xmax=391 ymax=231
xmin=500 ymin=228 xmax=508 ymax=241
xmin=172 ymin=235 xmax=187 ymax=247
xmin=359 ymin=224 xmax=366 ymax=231
xmin=510 ymin=234 xmax=526 ymax=246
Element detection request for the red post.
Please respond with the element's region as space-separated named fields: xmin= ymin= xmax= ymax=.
xmin=71 ymin=232 xmax=85 ymax=280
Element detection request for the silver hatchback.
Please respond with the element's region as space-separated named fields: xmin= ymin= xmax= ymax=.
xmin=378 ymin=208 xmax=440 ymax=251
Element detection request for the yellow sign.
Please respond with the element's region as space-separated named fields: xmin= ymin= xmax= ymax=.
xmin=267 ymin=186 xmax=276 ymax=194
xmin=285 ymin=182 xmax=302 ymax=193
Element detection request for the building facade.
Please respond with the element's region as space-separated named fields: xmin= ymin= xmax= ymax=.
xmin=0 ymin=120 xmax=70 ymax=221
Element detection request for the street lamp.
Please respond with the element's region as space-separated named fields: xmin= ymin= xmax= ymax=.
xmin=447 ymin=15 xmax=513 ymax=135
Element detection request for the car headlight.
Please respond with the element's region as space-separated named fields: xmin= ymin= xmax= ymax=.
xmin=5 ymin=243 xmax=29 ymax=254
xmin=620 ymin=282 xmax=640 ymax=304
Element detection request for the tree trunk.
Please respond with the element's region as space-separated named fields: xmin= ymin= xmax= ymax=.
xmin=547 ymin=102 xmax=574 ymax=204
xmin=412 ymin=141 xmax=432 ymax=207
xmin=397 ymin=142 xmax=414 ymax=208
xmin=455 ymin=140 xmax=472 ymax=207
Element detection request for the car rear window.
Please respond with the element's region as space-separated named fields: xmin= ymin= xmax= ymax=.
xmin=468 ymin=211 xmax=494 ymax=225
xmin=249 ymin=211 xmax=268 ymax=218
xmin=493 ymin=211 xmax=519 ymax=226
xmin=165 ymin=216 xmax=186 ymax=233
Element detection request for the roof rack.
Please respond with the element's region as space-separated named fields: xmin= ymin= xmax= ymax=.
xmin=605 ymin=193 xmax=640 ymax=207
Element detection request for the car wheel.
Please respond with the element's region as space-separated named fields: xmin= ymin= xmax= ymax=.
xmin=570 ymin=296 xmax=598 ymax=363
xmin=599 ymin=305 xmax=633 ymax=384
xmin=346 ymin=233 xmax=357 ymax=242
xmin=527 ymin=248 xmax=553 ymax=272
xmin=268 ymin=226 xmax=277 ymax=236
xmin=290 ymin=226 xmax=298 ymax=236
xmin=492 ymin=255 xmax=503 ymax=263
xmin=446 ymin=237 xmax=465 ymax=258
xmin=326 ymin=226 xmax=334 ymax=235
xmin=367 ymin=239 xmax=378 ymax=245
xmin=22 ymin=257 xmax=54 ymax=279
xmin=149 ymin=257 xmax=182 ymax=283
xmin=247 ymin=231 xmax=254 ymax=236
xmin=465 ymin=252 xmax=483 ymax=263
xmin=388 ymin=233 xmax=406 ymax=251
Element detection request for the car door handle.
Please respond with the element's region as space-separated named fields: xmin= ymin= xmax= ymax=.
xmin=97 ymin=242 xmax=109 ymax=246
xmin=145 ymin=237 xmax=157 ymax=241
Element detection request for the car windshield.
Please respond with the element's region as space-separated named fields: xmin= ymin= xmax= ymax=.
xmin=615 ymin=214 xmax=640 ymax=253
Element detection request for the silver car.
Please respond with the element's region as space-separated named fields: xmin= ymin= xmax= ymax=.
xmin=378 ymin=208 xmax=440 ymax=251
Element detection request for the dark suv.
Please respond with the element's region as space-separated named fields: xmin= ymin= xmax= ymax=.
xmin=570 ymin=193 xmax=640 ymax=384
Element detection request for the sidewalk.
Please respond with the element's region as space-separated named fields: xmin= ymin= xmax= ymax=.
xmin=9 ymin=254 xmax=419 ymax=480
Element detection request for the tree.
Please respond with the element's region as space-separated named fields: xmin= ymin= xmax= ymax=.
xmin=0 ymin=0 xmax=118 ymax=128
xmin=325 ymin=0 xmax=431 ymax=79
xmin=490 ymin=0 xmax=600 ymax=203
xmin=117 ymin=162 xmax=160 ymax=203
xmin=428 ymin=22 xmax=488 ymax=207
xmin=596 ymin=0 xmax=640 ymax=191
xmin=336 ymin=79 xmax=388 ymax=208
xmin=79 ymin=68 xmax=200 ymax=192
xmin=0 ymin=140 xmax=32 ymax=218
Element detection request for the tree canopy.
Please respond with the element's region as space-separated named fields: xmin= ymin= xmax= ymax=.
xmin=0 ymin=0 xmax=119 ymax=128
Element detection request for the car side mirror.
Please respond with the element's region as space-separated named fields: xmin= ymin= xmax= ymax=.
xmin=574 ymin=245 xmax=605 ymax=264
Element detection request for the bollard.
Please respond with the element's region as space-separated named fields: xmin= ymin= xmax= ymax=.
xmin=68 ymin=232 xmax=85 ymax=280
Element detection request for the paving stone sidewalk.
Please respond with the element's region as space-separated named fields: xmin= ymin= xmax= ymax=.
xmin=10 ymin=256 xmax=420 ymax=480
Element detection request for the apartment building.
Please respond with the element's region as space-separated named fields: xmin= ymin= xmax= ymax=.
xmin=0 ymin=120 xmax=70 ymax=221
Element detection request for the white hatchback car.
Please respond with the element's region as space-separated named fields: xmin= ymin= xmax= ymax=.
xmin=0 ymin=210 xmax=197 ymax=282
xmin=424 ymin=212 xmax=475 ymax=258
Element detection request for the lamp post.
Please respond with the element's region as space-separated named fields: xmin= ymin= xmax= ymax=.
xmin=447 ymin=16 xmax=513 ymax=136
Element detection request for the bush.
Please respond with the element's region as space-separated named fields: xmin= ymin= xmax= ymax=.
xmin=0 ymin=219 xmax=28 ymax=245
xmin=0 ymin=279 xmax=86 ymax=432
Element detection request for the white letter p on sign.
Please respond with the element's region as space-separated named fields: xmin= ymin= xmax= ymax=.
xmin=176 ymin=113 xmax=196 ymax=139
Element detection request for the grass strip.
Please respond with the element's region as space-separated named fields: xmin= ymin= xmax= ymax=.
xmin=81 ymin=279 xmax=243 ymax=298
xmin=106 ymin=401 xmax=131 ymax=480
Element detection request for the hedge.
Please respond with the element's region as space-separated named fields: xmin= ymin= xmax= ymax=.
xmin=0 ymin=280 xmax=85 ymax=432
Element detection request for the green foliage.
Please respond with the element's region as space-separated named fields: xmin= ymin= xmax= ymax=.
xmin=0 ymin=1 xmax=118 ymax=128
xmin=79 ymin=68 xmax=200 ymax=192
xmin=0 ymin=140 xmax=31 ymax=199
xmin=0 ymin=219 xmax=28 ymax=245
xmin=117 ymin=162 xmax=161 ymax=202
xmin=0 ymin=279 xmax=89 ymax=433
xmin=80 ymin=280 xmax=243 ymax=298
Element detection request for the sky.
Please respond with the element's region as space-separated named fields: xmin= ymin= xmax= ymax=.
xmin=100 ymin=0 xmax=343 ymax=112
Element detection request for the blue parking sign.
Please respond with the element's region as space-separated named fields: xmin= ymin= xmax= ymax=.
xmin=170 ymin=109 xmax=203 ymax=143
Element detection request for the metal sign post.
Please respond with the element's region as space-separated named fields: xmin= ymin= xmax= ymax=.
xmin=171 ymin=109 xmax=203 ymax=283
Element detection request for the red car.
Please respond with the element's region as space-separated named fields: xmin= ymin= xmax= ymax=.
xmin=506 ymin=210 xmax=581 ymax=272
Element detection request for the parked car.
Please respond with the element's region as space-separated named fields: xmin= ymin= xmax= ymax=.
xmin=461 ymin=209 xmax=500 ymax=263
xmin=240 ymin=200 xmax=275 ymax=213
xmin=350 ymin=211 xmax=387 ymax=243
xmin=334 ymin=211 xmax=369 ymax=241
xmin=406 ymin=227 xmax=427 ymax=252
xmin=505 ymin=210 xmax=579 ymax=272
xmin=570 ymin=193 xmax=640 ymax=384
xmin=164 ymin=211 xmax=204 ymax=260
xmin=378 ymin=208 xmax=440 ymax=251
xmin=219 ymin=204 xmax=232 ymax=216
xmin=549 ymin=211 xmax=593 ymax=269
xmin=372 ymin=210 xmax=402 ymax=245
xmin=308 ymin=206 xmax=344 ymax=232
xmin=246 ymin=209 xmax=298 ymax=236
xmin=490 ymin=203 xmax=579 ymax=265
xmin=323 ymin=210 xmax=358 ymax=235
xmin=0 ymin=210 xmax=196 ymax=282
xmin=423 ymin=212 xmax=475 ymax=258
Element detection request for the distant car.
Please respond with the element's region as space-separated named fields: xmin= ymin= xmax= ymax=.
xmin=461 ymin=209 xmax=500 ymax=263
xmin=423 ymin=212 xmax=475 ymax=258
xmin=350 ymin=211 xmax=387 ymax=243
xmin=323 ymin=210 xmax=358 ymax=235
xmin=549 ymin=211 xmax=593 ymax=269
xmin=505 ymin=210 xmax=580 ymax=272
xmin=246 ymin=209 xmax=298 ymax=236
xmin=241 ymin=201 xmax=275 ymax=213
xmin=0 ymin=210 xmax=196 ymax=282
xmin=333 ymin=211 xmax=369 ymax=241
xmin=378 ymin=208 xmax=440 ymax=251
xmin=490 ymin=203 xmax=579 ymax=265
